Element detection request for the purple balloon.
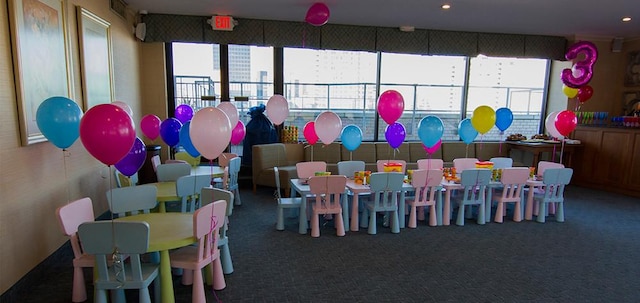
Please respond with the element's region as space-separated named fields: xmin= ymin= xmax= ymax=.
xmin=175 ymin=104 xmax=194 ymax=124
xmin=561 ymin=41 xmax=598 ymax=88
xmin=385 ymin=122 xmax=406 ymax=149
xmin=114 ymin=137 xmax=146 ymax=177
xmin=160 ymin=118 xmax=182 ymax=147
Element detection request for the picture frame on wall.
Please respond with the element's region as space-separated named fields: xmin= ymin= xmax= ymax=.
xmin=77 ymin=7 xmax=115 ymax=110
xmin=8 ymin=0 xmax=73 ymax=146
xmin=625 ymin=51 xmax=640 ymax=87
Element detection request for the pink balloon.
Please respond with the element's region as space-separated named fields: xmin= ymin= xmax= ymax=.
xmin=140 ymin=114 xmax=161 ymax=140
xmin=217 ymin=102 xmax=239 ymax=129
xmin=230 ymin=120 xmax=246 ymax=145
xmin=305 ymin=2 xmax=330 ymax=26
xmin=315 ymin=111 xmax=342 ymax=145
xmin=545 ymin=111 xmax=564 ymax=139
xmin=266 ymin=94 xmax=289 ymax=126
xmin=554 ymin=110 xmax=577 ymax=137
xmin=303 ymin=121 xmax=319 ymax=145
xmin=80 ymin=104 xmax=136 ymax=166
xmin=189 ymin=107 xmax=232 ymax=160
xmin=377 ymin=90 xmax=405 ymax=125
xmin=112 ymin=101 xmax=133 ymax=117
xmin=423 ymin=140 xmax=442 ymax=155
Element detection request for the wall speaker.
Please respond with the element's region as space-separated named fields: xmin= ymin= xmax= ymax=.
xmin=611 ymin=37 xmax=624 ymax=52
xmin=135 ymin=23 xmax=146 ymax=41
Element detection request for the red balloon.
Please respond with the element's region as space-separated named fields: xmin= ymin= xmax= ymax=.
xmin=305 ymin=2 xmax=330 ymax=26
xmin=80 ymin=104 xmax=136 ymax=166
xmin=577 ymin=85 xmax=594 ymax=103
xmin=303 ymin=121 xmax=319 ymax=145
xmin=554 ymin=110 xmax=577 ymax=137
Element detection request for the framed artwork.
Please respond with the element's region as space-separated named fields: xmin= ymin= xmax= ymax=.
xmin=623 ymin=91 xmax=640 ymax=116
xmin=8 ymin=0 xmax=72 ymax=145
xmin=625 ymin=51 xmax=640 ymax=87
xmin=77 ymin=7 xmax=114 ymax=110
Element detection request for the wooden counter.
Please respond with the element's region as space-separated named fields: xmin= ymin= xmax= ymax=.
xmin=572 ymin=126 xmax=640 ymax=198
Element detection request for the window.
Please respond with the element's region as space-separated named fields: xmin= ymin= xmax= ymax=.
xmin=172 ymin=43 xmax=220 ymax=110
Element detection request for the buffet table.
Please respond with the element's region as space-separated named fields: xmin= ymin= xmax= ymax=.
xmin=506 ymin=141 xmax=582 ymax=168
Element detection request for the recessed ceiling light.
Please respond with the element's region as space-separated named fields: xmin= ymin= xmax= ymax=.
xmin=622 ymin=17 xmax=632 ymax=22
xmin=441 ymin=4 xmax=451 ymax=9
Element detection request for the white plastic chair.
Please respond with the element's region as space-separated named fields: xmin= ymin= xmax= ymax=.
xmin=489 ymin=157 xmax=513 ymax=169
xmin=274 ymin=166 xmax=303 ymax=231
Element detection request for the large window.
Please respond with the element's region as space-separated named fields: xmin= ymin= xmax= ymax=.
xmin=283 ymin=48 xmax=378 ymax=140
xmin=172 ymin=43 xmax=550 ymax=144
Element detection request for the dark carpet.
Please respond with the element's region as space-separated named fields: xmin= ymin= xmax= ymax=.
xmin=3 ymin=184 xmax=640 ymax=303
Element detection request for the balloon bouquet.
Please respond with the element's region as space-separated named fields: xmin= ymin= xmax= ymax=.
xmin=561 ymin=41 xmax=598 ymax=111
xmin=378 ymin=90 xmax=406 ymax=159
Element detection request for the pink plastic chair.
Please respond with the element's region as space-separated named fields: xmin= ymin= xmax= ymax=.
xmin=417 ymin=159 xmax=444 ymax=170
xmin=55 ymin=198 xmax=95 ymax=303
xmin=296 ymin=161 xmax=327 ymax=179
xmin=406 ymin=169 xmax=442 ymax=228
xmin=170 ymin=200 xmax=228 ymax=302
xmin=308 ymin=175 xmax=348 ymax=237
xmin=376 ymin=159 xmax=407 ymax=173
xmin=453 ymin=158 xmax=479 ymax=172
xmin=493 ymin=167 xmax=529 ymax=223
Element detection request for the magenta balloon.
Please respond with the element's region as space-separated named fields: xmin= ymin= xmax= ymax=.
xmin=423 ymin=140 xmax=442 ymax=155
xmin=190 ymin=107 xmax=232 ymax=160
xmin=174 ymin=104 xmax=194 ymax=124
xmin=384 ymin=122 xmax=406 ymax=149
xmin=554 ymin=110 xmax=577 ymax=137
xmin=303 ymin=121 xmax=319 ymax=145
xmin=305 ymin=2 xmax=330 ymax=26
xmin=561 ymin=41 xmax=598 ymax=88
xmin=140 ymin=114 xmax=161 ymax=140
xmin=80 ymin=104 xmax=136 ymax=166
xmin=114 ymin=137 xmax=146 ymax=177
xmin=377 ymin=90 xmax=405 ymax=125
xmin=230 ymin=120 xmax=246 ymax=145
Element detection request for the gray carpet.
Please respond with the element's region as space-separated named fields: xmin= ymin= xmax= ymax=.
xmin=3 ymin=184 xmax=640 ymax=303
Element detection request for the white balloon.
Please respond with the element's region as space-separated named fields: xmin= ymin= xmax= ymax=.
xmin=545 ymin=111 xmax=564 ymax=139
xmin=217 ymin=102 xmax=239 ymax=129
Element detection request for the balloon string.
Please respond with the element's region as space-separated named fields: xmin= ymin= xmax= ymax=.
xmin=560 ymin=141 xmax=565 ymax=166
xmin=499 ymin=132 xmax=503 ymax=155
xmin=63 ymin=149 xmax=70 ymax=204
xmin=552 ymin=144 xmax=556 ymax=162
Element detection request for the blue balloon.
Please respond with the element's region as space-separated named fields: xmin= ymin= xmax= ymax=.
xmin=417 ymin=116 xmax=444 ymax=148
xmin=160 ymin=118 xmax=182 ymax=147
xmin=340 ymin=124 xmax=363 ymax=152
xmin=36 ymin=96 xmax=83 ymax=149
xmin=495 ymin=107 xmax=514 ymax=132
xmin=179 ymin=121 xmax=200 ymax=157
xmin=458 ymin=118 xmax=478 ymax=144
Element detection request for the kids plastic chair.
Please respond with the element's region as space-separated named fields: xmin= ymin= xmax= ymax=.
xmin=296 ymin=161 xmax=328 ymax=179
xmin=493 ymin=167 xmax=528 ymax=223
xmin=360 ymin=172 xmax=404 ymax=234
xmin=406 ymin=169 xmax=442 ymax=228
xmin=201 ymin=187 xmax=235 ymax=274
xmin=452 ymin=169 xmax=491 ymax=226
xmin=532 ymin=168 xmax=573 ymax=223
xmin=274 ymin=166 xmax=303 ymax=231
xmin=308 ymin=175 xmax=348 ymax=237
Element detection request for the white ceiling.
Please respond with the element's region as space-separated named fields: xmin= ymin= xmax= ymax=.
xmin=123 ymin=0 xmax=640 ymax=40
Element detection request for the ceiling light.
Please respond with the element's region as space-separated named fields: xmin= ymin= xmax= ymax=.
xmin=441 ymin=4 xmax=451 ymax=9
xmin=622 ymin=17 xmax=631 ymax=22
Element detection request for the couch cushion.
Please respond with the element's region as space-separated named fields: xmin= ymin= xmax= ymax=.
xmin=442 ymin=142 xmax=475 ymax=162
xmin=260 ymin=165 xmax=297 ymax=190
xmin=341 ymin=142 xmax=377 ymax=163
xmin=475 ymin=142 xmax=510 ymax=161
xmin=305 ymin=143 xmax=341 ymax=163
xmin=284 ymin=143 xmax=305 ymax=166
xmin=375 ymin=142 xmax=411 ymax=162
xmin=408 ymin=141 xmax=443 ymax=162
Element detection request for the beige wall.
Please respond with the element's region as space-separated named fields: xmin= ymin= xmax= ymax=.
xmin=0 ymin=0 xmax=143 ymax=294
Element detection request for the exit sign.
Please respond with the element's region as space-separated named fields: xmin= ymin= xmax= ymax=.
xmin=212 ymin=16 xmax=235 ymax=31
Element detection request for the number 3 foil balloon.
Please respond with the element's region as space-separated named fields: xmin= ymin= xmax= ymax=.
xmin=561 ymin=41 xmax=598 ymax=88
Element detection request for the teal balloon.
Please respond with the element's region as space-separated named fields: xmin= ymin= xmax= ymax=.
xmin=417 ymin=116 xmax=444 ymax=148
xmin=495 ymin=107 xmax=514 ymax=132
xmin=458 ymin=118 xmax=478 ymax=144
xmin=179 ymin=121 xmax=200 ymax=158
xmin=36 ymin=96 xmax=83 ymax=149
xmin=340 ymin=124 xmax=363 ymax=152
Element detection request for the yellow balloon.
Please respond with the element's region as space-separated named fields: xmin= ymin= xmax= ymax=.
xmin=471 ymin=106 xmax=496 ymax=134
xmin=562 ymin=85 xmax=578 ymax=98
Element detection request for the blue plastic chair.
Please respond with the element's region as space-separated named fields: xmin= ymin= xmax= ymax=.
xmin=360 ymin=172 xmax=404 ymax=234
xmin=273 ymin=166 xmax=302 ymax=231
xmin=176 ymin=175 xmax=211 ymax=213
xmin=156 ymin=162 xmax=191 ymax=182
xmin=453 ymin=169 xmax=491 ymax=226
xmin=106 ymin=185 xmax=158 ymax=218
xmin=78 ymin=221 xmax=159 ymax=303
xmin=533 ymin=168 xmax=573 ymax=223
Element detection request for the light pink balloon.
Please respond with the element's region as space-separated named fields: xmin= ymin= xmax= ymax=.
xmin=217 ymin=102 xmax=239 ymax=129
xmin=377 ymin=90 xmax=405 ymax=125
xmin=112 ymin=101 xmax=133 ymax=117
xmin=189 ymin=107 xmax=232 ymax=160
xmin=266 ymin=94 xmax=289 ymax=126
xmin=140 ymin=114 xmax=161 ymax=140
xmin=314 ymin=111 xmax=342 ymax=145
xmin=545 ymin=111 xmax=564 ymax=139
xmin=230 ymin=120 xmax=246 ymax=145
